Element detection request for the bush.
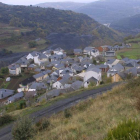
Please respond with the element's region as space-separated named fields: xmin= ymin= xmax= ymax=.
xmin=64 ymin=109 xmax=72 ymax=118
xmin=35 ymin=119 xmax=50 ymax=131
xmin=0 ymin=114 xmax=14 ymax=127
xmin=104 ymin=119 xmax=140 ymax=140
xmin=12 ymin=117 xmax=34 ymax=140
xmin=19 ymin=100 xmax=26 ymax=109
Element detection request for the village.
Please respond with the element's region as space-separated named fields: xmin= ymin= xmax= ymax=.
xmin=0 ymin=43 xmax=137 ymax=108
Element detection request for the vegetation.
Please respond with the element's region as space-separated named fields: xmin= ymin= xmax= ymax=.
xmin=104 ymin=119 xmax=140 ymax=140
xmin=117 ymin=36 xmax=140 ymax=59
xmin=35 ymin=119 xmax=50 ymax=131
xmin=12 ymin=117 xmax=34 ymax=140
xmin=29 ymin=77 xmax=140 ymax=140
xmin=111 ymin=14 xmax=140 ymax=34
xmin=28 ymin=41 xmax=38 ymax=48
xmin=0 ymin=2 xmax=122 ymax=52
xmin=0 ymin=114 xmax=14 ymax=127
xmin=0 ymin=67 xmax=9 ymax=75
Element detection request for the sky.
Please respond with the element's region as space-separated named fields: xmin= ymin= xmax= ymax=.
xmin=0 ymin=0 xmax=98 ymax=5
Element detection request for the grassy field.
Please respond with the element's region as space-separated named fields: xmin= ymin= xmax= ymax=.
xmin=6 ymin=39 xmax=47 ymax=53
xmin=30 ymin=78 xmax=140 ymax=140
xmin=117 ymin=37 xmax=140 ymax=59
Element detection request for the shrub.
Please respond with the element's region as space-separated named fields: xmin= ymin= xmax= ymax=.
xmin=0 ymin=114 xmax=14 ymax=127
xmin=12 ymin=117 xmax=34 ymax=140
xmin=35 ymin=119 xmax=50 ymax=131
xmin=19 ymin=100 xmax=26 ymax=109
xmin=104 ymin=119 xmax=140 ymax=140
xmin=64 ymin=109 xmax=72 ymax=118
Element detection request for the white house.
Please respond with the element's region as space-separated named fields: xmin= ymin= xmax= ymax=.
xmin=53 ymin=48 xmax=64 ymax=54
xmin=26 ymin=51 xmax=39 ymax=60
xmin=8 ymin=64 xmax=21 ymax=75
xmin=88 ymin=49 xmax=100 ymax=57
xmin=107 ymin=63 xmax=124 ymax=77
xmin=84 ymin=68 xmax=102 ymax=88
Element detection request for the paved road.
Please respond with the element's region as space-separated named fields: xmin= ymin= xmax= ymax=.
xmin=0 ymin=82 xmax=121 ymax=140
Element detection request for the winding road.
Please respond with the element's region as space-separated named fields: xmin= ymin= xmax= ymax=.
xmin=0 ymin=82 xmax=121 ymax=140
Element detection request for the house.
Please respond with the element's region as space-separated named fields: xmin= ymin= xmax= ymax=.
xmin=83 ymin=47 xmax=95 ymax=55
xmin=105 ymin=51 xmax=116 ymax=57
xmin=52 ymin=75 xmax=70 ymax=89
xmin=19 ymin=77 xmax=36 ymax=91
xmin=16 ymin=57 xmax=30 ymax=69
xmin=28 ymin=64 xmax=37 ymax=71
xmin=7 ymin=92 xmax=24 ymax=104
xmin=125 ymin=60 xmax=140 ymax=69
xmin=43 ymin=49 xmax=53 ymax=57
xmin=107 ymin=63 xmax=124 ymax=77
xmin=25 ymin=91 xmax=37 ymax=99
xmin=46 ymin=89 xmax=62 ymax=99
xmin=0 ymin=89 xmax=14 ymax=100
xmin=96 ymin=64 xmax=109 ymax=72
xmin=104 ymin=59 xmax=120 ymax=68
xmin=71 ymin=64 xmax=84 ymax=74
xmin=97 ymin=45 xmax=109 ymax=52
xmin=112 ymin=72 xmax=126 ymax=83
xmin=33 ymin=70 xmax=51 ymax=82
xmin=34 ymin=53 xmax=48 ymax=66
xmin=52 ymin=64 xmax=65 ymax=71
xmin=59 ymin=67 xmax=73 ymax=77
xmin=89 ymin=49 xmax=100 ymax=57
xmin=71 ymin=81 xmax=83 ymax=90
xmin=8 ymin=64 xmax=21 ymax=75
xmin=28 ymin=82 xmax=47 ymax=91
xmin=84 ymin=68 xmax=102 ymax=88
xmin=126 ymin=67 xmax=137 ymax=77
xmin=74 ymin=49 xmax=82 ymax=55
xmin=53 ymin=48 xmax=64 ymax=54
xmin=26 ymin=51 xmax=39 ymax=60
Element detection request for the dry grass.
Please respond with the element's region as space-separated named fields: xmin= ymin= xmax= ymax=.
xmin=42 ymin=79 xmax=140 ymax=139
xmin=30 ymin=82 xmax=140 ymax=140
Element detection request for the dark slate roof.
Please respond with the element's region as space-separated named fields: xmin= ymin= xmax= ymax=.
xmin=112 ymin=63 xmax=124 ymax=71
xmin=87 ymin=77 xmax=98 ymax=83
xmin=46 ymin=89 xmax=61 ymax=98
xmin=20 ymin=77 xmax=36 ymax=86
xmin=87 ymin=67 xmax=101 ymax=73
xmin=28 ymin=64 xmax=37 ymax=68
xmin=8 ymin=64 xmax=20 ymax=70
xmin=96 ymin=64 xmax=109 ymax=69
xmin=33 ymin=73 xmax=44 ymax=79
xmin=106 ymin=59 xmax=116 ymax=65
xmin=29 ymin=82 xmax=47 ymax=89
xmin=38 ymin=54 xmax=48 ymax=59
xmin=74 ymin=49 xmax=82 ymax=53
xmin=126 ymin=67 xmax=137 ymax=76
xmin=8 ymin=92 xmax=24 ymax=102
xmin=71 ymin=81 xmax=83 ymax=90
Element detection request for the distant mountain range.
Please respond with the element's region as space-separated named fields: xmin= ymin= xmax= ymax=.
xmin=36 ymin=2 xmax=86 ymax=11
xmin=0 ymin=2 xmax=122 ymax=51
xmin=111 ymin=14 xmax=140 ymax=35
xmin=36 ymin=0 xmax=140 ymax=24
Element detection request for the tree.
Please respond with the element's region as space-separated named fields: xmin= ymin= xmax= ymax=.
xmin=12 ymin=117 xmax=34 ymax=140
xmin=1 ymin=67 xmax=9 ymax=75
xmin=28 ymin=41 xmax=38 ymax=48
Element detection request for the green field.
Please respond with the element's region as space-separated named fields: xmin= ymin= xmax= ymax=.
xmin=117 ymin=38 xmax=140 ymax=59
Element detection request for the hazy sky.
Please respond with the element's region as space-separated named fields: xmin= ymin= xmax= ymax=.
xmin=0 ymin=0 xmax=98 ymax=5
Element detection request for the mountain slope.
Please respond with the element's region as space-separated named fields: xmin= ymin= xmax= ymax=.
xmin=0 ymin=3 xmax=122 ymax=50
xmin=36 ymin=2 xmax=86 ymax=11
xmin=111 ymin=14 xmax=140 ymax=34
xmin=36 ymin=0 xmax=140 ymax=24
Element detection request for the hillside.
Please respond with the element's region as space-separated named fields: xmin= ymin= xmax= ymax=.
xmin=36 ymin=0 xmax=140 ymax=24
xmin=0 ymin=3 xmax=122 ymax=51
xmin=36 ymin=2 xmax=86 ymax=11
xmin=111 ymin=14 xmax=140 ymax=34
xmin=30 ymin=78 xmax=140 ymax=140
